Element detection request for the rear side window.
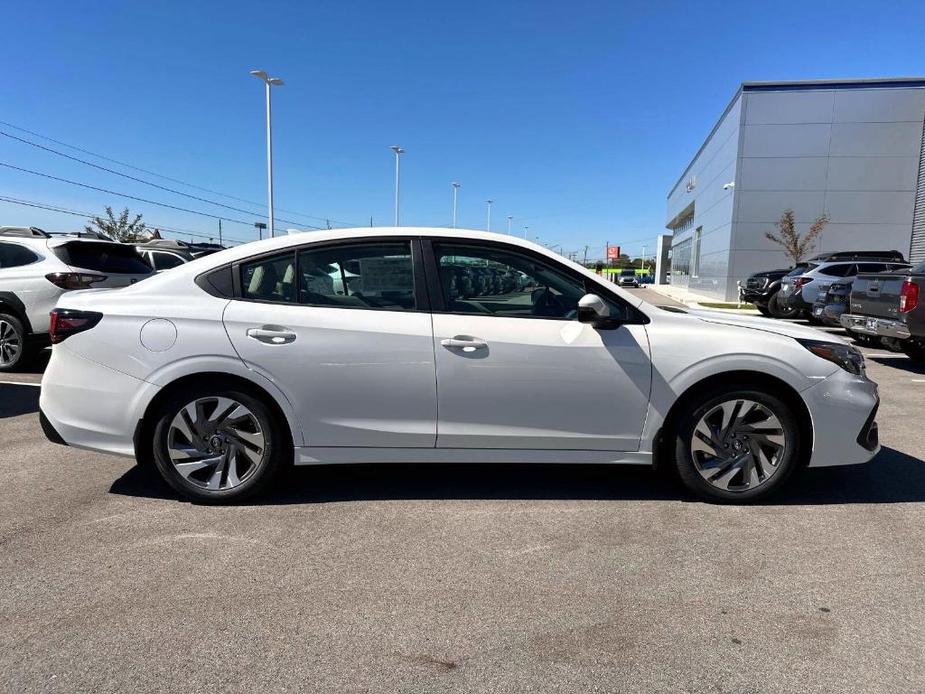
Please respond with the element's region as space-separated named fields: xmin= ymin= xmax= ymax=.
xmin=52 ymin=242 xmax=153 ymax=274
xmin=241 ymin=253 xmax=297 ymax=303
xmin=297 ymin=242 xmax=416 ymax=310
xmin=818 ymin=263 xmax=855 ymax=278
xmin=0 ymin=242 xmax=40 ymax=268
xmin=238 ymin=242 xmax=417 ymax=311
xmin=151 ymin=252 xmax=186 ymax=270
xmin=856 ymin=263 xmax=886 ymax=273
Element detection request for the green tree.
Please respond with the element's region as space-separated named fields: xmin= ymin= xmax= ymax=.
xmin=85 ymin=206 xmax=147 ymax=242
xmin=765 ymin=209 xmax=829 ymax=265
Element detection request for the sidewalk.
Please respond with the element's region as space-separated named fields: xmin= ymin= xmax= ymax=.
xmin=645 ymin=283 xmax=760 ymax=314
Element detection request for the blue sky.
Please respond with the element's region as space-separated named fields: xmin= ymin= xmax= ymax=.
xmin=2 ymin=0 xmax=925 ymax=258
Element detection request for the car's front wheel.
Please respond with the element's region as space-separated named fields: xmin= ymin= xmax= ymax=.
xmin=151 ymin=388 xmax=283 ymax=503
xmin=673 ymin=388 xmax=802 ymax=502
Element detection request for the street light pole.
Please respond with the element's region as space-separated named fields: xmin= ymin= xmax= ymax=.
xmin=250 ymin=70 xmax=284 ymax=237
xmin=452 ymin=182 xmax=460 ymax=228
xmin=523 ymin=225 xmax=529 ymax=239
xmin=506 ymin=215 xmax=513 ymax=234
xmin=485 ymin=199 xmax=493 ymax=232
xmin=390 ymin=145 xmax=404 ymax=226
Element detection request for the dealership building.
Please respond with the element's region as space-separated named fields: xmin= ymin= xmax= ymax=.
xmin=664 ymin=77 xmax=925 ymax=301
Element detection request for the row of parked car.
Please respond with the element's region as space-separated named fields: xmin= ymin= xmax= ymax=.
xmin=741 ymin=249 xmax=924 ymax=362
xmin=0 ymin=226 xmax=224 ymax=371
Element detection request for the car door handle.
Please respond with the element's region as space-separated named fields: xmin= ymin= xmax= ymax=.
xmin=441 ymin=337 xmax=488 ymax=350
xmin=246 ymin=326 xmax=297 ymax=344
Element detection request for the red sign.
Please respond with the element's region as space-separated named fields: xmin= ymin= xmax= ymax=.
xmin=607 ymin=245 xmax=620 ymax=260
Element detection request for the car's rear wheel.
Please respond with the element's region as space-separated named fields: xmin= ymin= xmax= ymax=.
xmin=767 ymin=292 xmax=799 ymax=319
xmin=152 ymin=388 xmax=283 ymax=503
xmin=0 ymin=314 xmax=27 ymax=372
xmin=674 ymin=388 xmax=802 ymax=502
xmin=754 ymin=303 xmax=771 ymax=317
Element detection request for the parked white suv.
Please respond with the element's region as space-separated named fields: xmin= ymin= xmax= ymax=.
xmin=40 ymin=228 xmax=880 ymax=504
xmin=0 ymin=226 xmax=153 ymax=370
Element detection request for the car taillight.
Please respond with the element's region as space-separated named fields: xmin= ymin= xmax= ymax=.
xmin=793 ymin=277 xmax=814 ymax=290
xmin=900 ymin=278 xmax=919 ymax=314
xmin=49 ymin=309 xmax=103 ymax=344
xmin=45 ymin=272 xmax=107 ymax=289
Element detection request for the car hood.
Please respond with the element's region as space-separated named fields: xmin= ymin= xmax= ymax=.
xmin=683 ymin=308 xmax=846 ymax=343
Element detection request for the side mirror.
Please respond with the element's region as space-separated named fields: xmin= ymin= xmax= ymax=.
xmin=577 ymin=293 xmax=617 ymax=328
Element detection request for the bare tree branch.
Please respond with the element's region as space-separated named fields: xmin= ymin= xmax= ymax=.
xmin=764 ymin=209 xmax=828 ymax=264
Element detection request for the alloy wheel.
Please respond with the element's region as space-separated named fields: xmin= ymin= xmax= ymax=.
xmin=0 ymin=319 xmax=23 ymax=367
xmin=166 ymin=396 xmax=266 ymax=491
xmin=690 ymin=399 xmax=787 ymax=492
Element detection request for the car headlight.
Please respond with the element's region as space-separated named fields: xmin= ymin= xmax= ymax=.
xmin=797 ymin=338 xmax=864 ymax=375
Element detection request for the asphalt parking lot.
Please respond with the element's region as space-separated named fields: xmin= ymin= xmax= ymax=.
xmin=2 ymin=291 xmax=925 ymax=693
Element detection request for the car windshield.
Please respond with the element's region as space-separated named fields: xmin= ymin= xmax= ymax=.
xmin=620 ymin=270 xmax=635 ymax=276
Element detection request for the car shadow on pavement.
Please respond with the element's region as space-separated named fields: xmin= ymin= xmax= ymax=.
xmin=868 ymin=356 xmax=925 ymax=374
xmin=110 ymin=446 xmax=925 ymax=506
xmin=0 ymin=384 xmax=39 ymax=418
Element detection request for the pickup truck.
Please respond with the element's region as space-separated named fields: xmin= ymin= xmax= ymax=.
xmin=840 ymin=260 xmax=925 ymax=361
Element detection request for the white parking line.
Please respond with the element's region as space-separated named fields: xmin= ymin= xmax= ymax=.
xmin=0 ymin=380 xmax=40 ymax=387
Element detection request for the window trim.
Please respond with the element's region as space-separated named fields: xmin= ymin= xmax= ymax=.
xmin=228 ymin=236 xmax=428 ymax=312
xmin=0 ymin=241 xmax=43 ymax=269
xmin=422 ymin=238 xmax=647 ymax=324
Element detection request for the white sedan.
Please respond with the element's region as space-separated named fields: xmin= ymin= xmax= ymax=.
xmin=39 ymin=228 xmax=880 ymax=503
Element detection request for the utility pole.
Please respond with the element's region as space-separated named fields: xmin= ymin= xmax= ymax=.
xmin=218 ymin=219 xmax=223 ymax=246
xmin=390 ymin=145 xmax=404 ymax=226
xmin=583 ymin=245 xmax=589 ymax=266
xmin=250 ymin=70 xmax=284 ymax=237
xmin=523 ymin=225 xmax=529 ymax=239
xmin=507 ymin=215 xmax=513 ymax=235
xmin=452 ymin=182 xmax=460 ymax=228
xmin=485 ymin=199 xmax=493 ymax=232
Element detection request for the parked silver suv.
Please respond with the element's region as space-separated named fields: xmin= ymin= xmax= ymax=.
xmin=778 ymin=251 xmax=908 ymax=318
xmin=0 ymin=226 xmax=153 ymax=370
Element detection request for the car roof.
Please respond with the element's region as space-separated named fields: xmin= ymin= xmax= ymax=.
xmin=113 ymin=227 xmax=648 ymax=308
xmin=176 ymin=227 xmax=563 ymax=266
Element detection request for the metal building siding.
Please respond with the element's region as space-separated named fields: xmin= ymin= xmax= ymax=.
xmin=912 ymin=115 xmax=925 ymax=263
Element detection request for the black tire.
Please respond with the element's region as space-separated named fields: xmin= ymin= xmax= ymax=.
xmin=0 ymin=313 xmax=30 ymax=372
xmin=151 ymin=386 xmax=284 ymax=503
xmin=755 ymin=303 xmax=771 ymax=317
xmin=901 ymin=338 xmax=925 ymax=362
xmin=673 ymin=387 xmax=803 ymax=503
xmin=767 ymin=292 xmax=799 ymax=319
